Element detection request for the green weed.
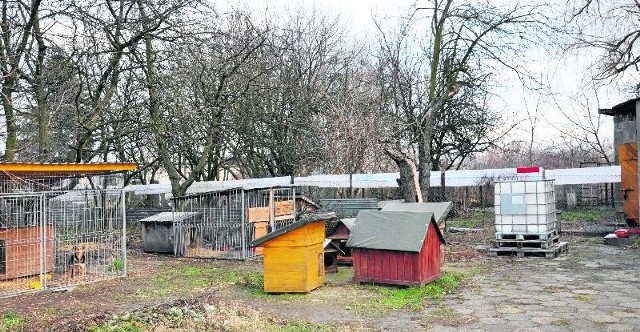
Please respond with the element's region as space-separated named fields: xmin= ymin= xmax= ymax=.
xmin=0 ymin=312 xmax=23 ymax=332
xmin=574 ymin=294 xmax=593 ymax=302
xmin=111 ymin=258 xmax=124 ymax=272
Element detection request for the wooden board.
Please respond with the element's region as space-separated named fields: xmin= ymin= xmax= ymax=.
xmin=248 ymin=200 xmax=294 ymax=223
xmin=263 ymin=243 xmax=324 ymax=293
xmin=619 ymin=143 xmax=638 ymax=223
xmin=0 ymin=225 xmax=54 ymax=281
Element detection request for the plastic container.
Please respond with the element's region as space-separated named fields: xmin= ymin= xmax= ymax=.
xmin=494 ymin=179 xmax=557 ymax=237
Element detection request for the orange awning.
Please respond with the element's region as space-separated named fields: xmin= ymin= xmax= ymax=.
xmin=0 ymin=162 xmax=137 ymax=178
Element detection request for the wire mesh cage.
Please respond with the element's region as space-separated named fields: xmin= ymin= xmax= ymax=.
xmin=0 ymin=168 xmax=128 ymax=298
xmin=172 ymin=186 xmax=297 ymax=260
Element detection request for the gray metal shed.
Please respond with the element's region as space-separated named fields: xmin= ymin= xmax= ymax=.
xmin=139 ymin=212 xmax=201 ymax=253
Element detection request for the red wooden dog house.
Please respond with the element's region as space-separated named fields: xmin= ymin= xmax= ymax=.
xmin=347 ymin=210 xmax=445 ymax=286
xmin=326 ymin=218 xmax=355 ymax=265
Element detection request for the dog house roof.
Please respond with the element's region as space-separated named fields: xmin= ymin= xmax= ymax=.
xmin=346 ymin=210 xmax=445 ymax=252
xmin=380 ymin=201 xmax=452 ymax=227
xmin=250 ymin=212 xmax=337 ymax=247
xmin=599 ymin=97 xmax=640 ymax=116
xmin=0 ymin=162 xmax=137 ymax=178
xmin=139 ymin=212 xmax=201 ymax=223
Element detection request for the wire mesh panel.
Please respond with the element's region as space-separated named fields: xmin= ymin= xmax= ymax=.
xmin=173 ymin=186 xmax=296 ymax=260
xmin=0 ymin=173 xmax=127 ymax=298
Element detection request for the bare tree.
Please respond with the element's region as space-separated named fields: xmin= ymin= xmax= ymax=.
xmin=0 ymin=0 xmax=42 ymax=161
xmin=550 ymin=89 xmax=613 ymax=165
xmin=568 ymin=1 xmax=640 ymax=80
xmin=229 ymin=9 xmax=349 ymax=178
xmin=376 ymin=0 xmax=551 ymax=201
xmin=136 ymin=6 xmax=267 ymax=197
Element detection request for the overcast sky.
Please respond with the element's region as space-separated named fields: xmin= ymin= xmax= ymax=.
xmin=225 ymin=0 xmax=636 ymax=148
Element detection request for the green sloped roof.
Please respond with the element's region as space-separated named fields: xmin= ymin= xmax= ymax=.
xmin=346 ymin=210 xmax=445 ymax=252
xmin=380 ymin=201 xmax=452 ymax=226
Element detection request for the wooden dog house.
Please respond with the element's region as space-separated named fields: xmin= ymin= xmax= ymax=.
xmin=326 ymin=218 xmax=355 ymax=265
xmin=251 ymin=213 xmax=336 ymax=293
xmin=347 ymin=210 xmax=445 ymax=286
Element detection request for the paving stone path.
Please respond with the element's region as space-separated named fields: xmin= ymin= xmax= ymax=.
xmin=421 ymin=239 xmax=640 ymax=331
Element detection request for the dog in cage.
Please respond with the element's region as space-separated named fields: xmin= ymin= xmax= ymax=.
xmin=68 ymin=245 xmax=86 ymax=278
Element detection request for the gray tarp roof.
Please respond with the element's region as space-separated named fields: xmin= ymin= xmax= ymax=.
xmin=346 ymin=210 xmax=445 ymax=252
xmin=380 ymin=201 xmax=453 ymax=226
xmin=138 ymin=212 xmax=201 ymax=223
xmin=340 ymin=218 xmax=356 ymax=231
xmin=319 ymin=198 xmax=379 ymax=218
xmin=250 ymin=212 xmax=337 ymax=247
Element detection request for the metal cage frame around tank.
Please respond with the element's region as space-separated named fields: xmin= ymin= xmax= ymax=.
xmin=0 ymin=162 xmax=135 ymax=298
xmin=171 ymin=185 xmax=297 ymax=260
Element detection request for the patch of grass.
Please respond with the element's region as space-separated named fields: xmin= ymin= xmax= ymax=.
xmin=128 ymin=264 xmax=264 ymax=300
xmin=263 ymin=321 xmax=336 ymax=332
xmin=89 ymin=321 xmax=143 ymax=332
xmin=0 ymin=312 xmax=23 ymax=332
xmin=450 ymin=209 xmax=494 ymax=227
xmin=633 ymin=237 xmax=640 ymax=249
xmin=574 ymin=294 xmax=593 ymax=302
xmin=423 ymin=305 xmax=475 ymax=327
xmin=551 ymin=318 xmax=571 ymax=326
xmin=325 ymin=267 xmax=353 ymax=285
xmin=560 ymin=210 xmax=611 ymax=223
xmin=365 ymin=271 xmax=465 ymax=311
xmin=543 ymin=286 xmax=568 ymax=293
xmin=448 ymin=219 xmax=480 ymax=229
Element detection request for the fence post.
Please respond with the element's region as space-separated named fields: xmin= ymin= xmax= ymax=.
xmin=440 ymin=168 xmax=446 ymax=201
xmin=121 ymin=188 xmax=127 ymax=278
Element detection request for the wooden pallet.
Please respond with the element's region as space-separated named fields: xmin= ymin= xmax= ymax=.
xmin=493 ymin=235 xmax=560 ymax=249
xmin=487 ymin=241 xmax=568 ymax=258
xmin=495 ymin=229 xmax=559 ymax=241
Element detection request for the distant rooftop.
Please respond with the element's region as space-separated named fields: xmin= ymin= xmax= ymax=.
xmin=599 ymin=97 xmax=640 ymax=116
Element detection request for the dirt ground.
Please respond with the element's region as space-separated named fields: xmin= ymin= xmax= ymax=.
xmin=1 ymin=218 xmax=637 ymax=331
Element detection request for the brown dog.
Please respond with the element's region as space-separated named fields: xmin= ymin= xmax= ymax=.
xmin=69 ymin=245 xmax=86 ymax=278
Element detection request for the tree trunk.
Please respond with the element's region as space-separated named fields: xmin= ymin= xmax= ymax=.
xmin=34 ymin=15 xmax=48 ymax=161
xmin=2 ymin=84 xmax=17 ymax=161
xmin=384 ymin=148 xmax=422 ymax=203
xmin=417 ymin=131 xmax=431 ymax=202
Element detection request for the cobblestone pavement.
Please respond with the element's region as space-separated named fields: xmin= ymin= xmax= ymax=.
xmin=421 ymin=238 xmax=640 ymax=332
